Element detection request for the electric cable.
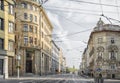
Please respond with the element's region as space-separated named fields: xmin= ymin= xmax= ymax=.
xmin=69 ymin=0 xmax=120 ymax=8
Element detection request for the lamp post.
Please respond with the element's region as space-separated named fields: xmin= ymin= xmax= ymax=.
xmin=16 ymin=55 xmax=21 ymax=78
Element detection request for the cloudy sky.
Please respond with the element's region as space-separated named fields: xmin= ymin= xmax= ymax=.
xmin=42 ymin=0 xmax=120 ymax=69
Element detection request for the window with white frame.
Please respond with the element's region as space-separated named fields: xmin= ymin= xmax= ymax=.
xmin=8 ymin=4 xmax=14 ymax=14
xmin=21 ymin=3 xmax=27 ymax=9
xmin=111 ymin=64 xmax=116 ymax=70
xmin=110 ymin=51 xmax=116 ymax=59
xmin=23 ymin=24 xmax=28 ymax=31
xmin=8 ymin=22 xmax=14 ymax=33
xmin=24 ymin=36 xmax=28 ymax=44
xmin=8 ymin=41 xmax=14 ymax=51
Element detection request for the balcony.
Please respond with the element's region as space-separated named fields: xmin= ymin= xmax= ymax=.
xmin=21 ymin=43 xmax=41 ymax=50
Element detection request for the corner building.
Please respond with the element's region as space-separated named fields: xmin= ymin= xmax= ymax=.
xmin=87 ymin=18 xmax=120 ymax=79
xmin=14 ymin=0 xmax=53 ymax=76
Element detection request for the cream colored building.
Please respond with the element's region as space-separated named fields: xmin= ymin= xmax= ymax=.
xmin=40 ymin=8 xmax=53 ymax=75
xmin=59 ymin=49 xmax=63 ymax=73
xmin=59 ymin=49 xmax=66 ymax=73
xmin=62 ymin=57 xmax=66 ymax=73
xmin=81 ymin=18 xmax=120 ymax=79
xmin=51 ymin=41 xmax=60 ymax=74
xmin=14 ymin=0 xmax=53 ymax=76
xmin=0 ymin=0 xmax=15 ymax=78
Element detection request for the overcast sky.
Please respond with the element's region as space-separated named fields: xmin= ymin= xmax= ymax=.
xmin=42 ymin=0 xmax=120 ymax=69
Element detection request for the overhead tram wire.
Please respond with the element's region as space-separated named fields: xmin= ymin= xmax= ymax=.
xmin=99 ymin=0 xmax=103 ymax=15
xmin=44 ymin=6 xmax=118 ymax=14
xmin=45 ymin=8 xmax=100 ymax=16
xmin=115 ymin=0 xmax=120 ymax=19
xmin=69 ymin=0 xmax=120 ymax=8
xmin=44 ymin=9 xmax=93 ymax=39
xmin=45 ymin=8 xmax=99 ymax=26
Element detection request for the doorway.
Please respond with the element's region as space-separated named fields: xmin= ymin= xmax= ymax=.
xmin=26 ymin=60 xmax=32 ymax=73
xmin=112 ymin=74 xmax=115 ymax=78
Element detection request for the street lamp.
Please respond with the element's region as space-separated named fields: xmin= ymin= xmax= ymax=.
xmin=16 ymin=55 xmax=21 ymax=78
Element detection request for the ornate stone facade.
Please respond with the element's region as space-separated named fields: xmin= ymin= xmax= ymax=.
xmin=81 ymin=18 xmax=120 ymax=79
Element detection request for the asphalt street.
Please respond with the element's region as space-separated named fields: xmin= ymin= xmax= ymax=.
xmin=0 ymin=74 xmax=120 ymax=83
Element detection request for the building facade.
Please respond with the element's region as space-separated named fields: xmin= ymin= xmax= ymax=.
xmin=14 ymin=0 xmax=53 ymax=76
xmin=81 ymin=18 xmax=120 ymax=79
xmin=0 ymin=0 xmax=15 ymax=78
xmin=51 ymin=41 xmax=60 ymax=74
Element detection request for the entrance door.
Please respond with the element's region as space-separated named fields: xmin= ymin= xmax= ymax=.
xmin=0 ymin=59 xmax=3 ymax=75
xmin=26 ymin=60 xmax=32 ymax=73
xmin=112 ymin=74 xmax=115 ymax=78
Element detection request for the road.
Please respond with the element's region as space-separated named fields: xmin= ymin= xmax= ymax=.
xmin=0 ymin=74 xmax=120 ymax=83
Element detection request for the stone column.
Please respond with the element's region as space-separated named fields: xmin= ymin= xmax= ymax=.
xmin=4 ymin=56 xmax=8 ymax=79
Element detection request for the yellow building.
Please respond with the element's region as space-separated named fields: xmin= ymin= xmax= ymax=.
xmin=14 ymin=0 xmax=53 ymax=76
xmin=40 ymin=7 xmax=53 ymax=75
xmin=0 ymin=0 xmax=15 ymax=78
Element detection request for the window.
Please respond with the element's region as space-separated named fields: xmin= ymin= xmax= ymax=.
xmin=8 ymin=41 xmax=14 ymax=51
xmin=97 ymin=52 xmax=102 ymax=59
xmin=8 ymin=22 xmax=14 ymax=33
xmin=8 ymin=4 xmax=14 ymax=14
xmin=111 ymin=64 xmax=116 ymax=70
xmin=0 ymin=38 xmax=4 ymax=49
xmin=0 ymin=18 xmax=4 ymax=30
xmin=0 ymin=0 xmax=4 ymax=10
xmin=98 ymin=37 xmax=103 ymax=43
xmin=111 ymin=38 xmax=115 ymax=44
xmin=23 ymin=24 xmax=28 ymax=32
xmin=35 ymin=7 xmax=37 ymax=11
xmin=21 ymin=3 xmax=27 ymax=9
xmin=24 ymin=36 xmax=28 ymax=44
xmin=30 ymin=4 xmax=33 ymax=10
xmin=29 ymin=37 xmax=33 ymax=43
xmin=30 ymin=14 xmax=33 ymax=21
xmin=35 ymin=38 xmax=37 ymax=44
xmin=34 ymin=26 xmax=37 ymax=33
xmin=35 ymin=16 xmax=37 ymax=22
xmin=110 ymin=51 xmax=116 ymax=59
xmin=24 ymin=13 xmax=28 ymax=19
xmin=29 ymin=25 xmax=33 ymax=32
